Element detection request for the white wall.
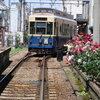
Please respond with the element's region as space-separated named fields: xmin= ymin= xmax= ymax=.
xmin=10 ymin=5 xmax=18 ymax=32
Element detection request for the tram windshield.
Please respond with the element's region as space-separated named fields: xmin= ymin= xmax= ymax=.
xmin=30 ymin=22 xmax=53 ymax=34
xmin=47 ymin=22 xmax=52 ymax=34
xmin=36 ymin=22 xmax=46 ymax=34
xmin=30 ymin=22 xmax=35 ymax=34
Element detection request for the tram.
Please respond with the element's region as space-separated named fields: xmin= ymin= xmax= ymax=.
xmin=28 ymin=8 xmax=77 ymax=54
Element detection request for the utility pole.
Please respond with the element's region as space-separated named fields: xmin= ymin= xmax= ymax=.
xmin=40 ymin=0 xmax=42 ymax=7
xmin=93 ymin=0 xmax=100 ymax=43
xmin=29 ymin=2 xmax=31 ymax=15
xmin=8 ymin=0 xmax=10 ymax=31
xmin=62 ymin=0 xmax=66 ymax=12
xmin=23 ymin=0 xmax=26 ymax=32
xmin=19 ymin=0 xmax=22 ymax=31
xmin=77 ymin=0 xmax=79 ymax=7
xmin=70 ymin=3 xmax=72 ymax=14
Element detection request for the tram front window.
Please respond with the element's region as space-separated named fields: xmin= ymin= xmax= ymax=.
xmin=47 ymin=22 xmax=52 ymax=34
xmin=36 ymin=22 xmax=46 ymax=34
xmin=30 ymin=22 xmax=35 ymax=34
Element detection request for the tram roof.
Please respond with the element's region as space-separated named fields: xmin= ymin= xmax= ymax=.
xmin=33 ymin=8 xmax=73 ymax=19
xmin=29 ymin=14 xmax=76 ymax=23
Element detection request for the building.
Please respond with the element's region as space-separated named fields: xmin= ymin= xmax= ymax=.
xmin=0 ymin=0 xmax=7 ymax=28
xmin=63 ymin=0 xmax=91 ymax=34
xmin=62 ymin=0 xmax=82 ymax=19
xmin=10 ymin=1 xmax=29 ymax=32
xmin=0 ymin=0 xmax=7 ymax=47
xmin=10 ymin=4 xmax=19 ymax=32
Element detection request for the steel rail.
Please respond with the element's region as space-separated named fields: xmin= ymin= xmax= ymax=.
xmin=0 ymin=53 xmax=32 ymax=84
xmin=40 ymin=56 xmax=45 ymax=100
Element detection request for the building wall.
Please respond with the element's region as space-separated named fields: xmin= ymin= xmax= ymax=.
xmin=0 ymin=1 xmax=6 ymax=28
xmin=67 ymin=3 xmax=82 ymax=19
xmin=64 ymin=1 xmax=82 ymax=19
xmin=10 ymin=5 xmax=18 ymax=32
xmin=10 ymin=4 xmax=28 ymax=32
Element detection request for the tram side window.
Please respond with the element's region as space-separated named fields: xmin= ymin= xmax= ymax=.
xmin=41 ymin=10 xmax=47 ymax=13
xmin=48 ymin=10 xmax=53 ymax=13
xmin=64 ymin=24 xmax=67 ymax=35
xmin=70 ymin=26 xmax=73 ymax=38
xmin=30 ymin=22 xmax=35 ymax=34
xmin=72 ymin=26 xmax=74 ymax=36
xmin=60 ymin=25 xmax=62 ymax=33
xmin=35 ymin=10 xmax=40 ymax=13
xmin=54 ymin=22 xmax=58 ymax=35
xmin=62 ymin=24 xmax=67 ymax=35
xmin=74 ymin=25 xmax=77 ymax=35
xmin=47 ymin=22 xmax=52 ymax=34
xmin=36 ymin=22 xmax=46 ymax=34
xmin=66 ymin=24 xmax=69 ymax=36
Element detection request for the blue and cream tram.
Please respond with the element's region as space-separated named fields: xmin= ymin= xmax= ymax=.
xmin=28 ymin=8 xmax=77 ymax=54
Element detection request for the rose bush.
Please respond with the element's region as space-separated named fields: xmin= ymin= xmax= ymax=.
xmin=66 ymin=33 xmax=100 ymax=82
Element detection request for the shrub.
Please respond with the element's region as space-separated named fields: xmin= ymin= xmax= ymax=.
xmin=66 ymin=33 xmax=100 ymax=82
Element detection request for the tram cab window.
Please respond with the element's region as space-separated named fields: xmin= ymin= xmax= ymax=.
xmin=30 ymin=22 xmax=35 ymax=34
xmin=41 ymin=10 xmax=47 ymax=13
xmin=36 ymin=22 xmax=46 ymax=34
xmin=35 ymin=10 xmax=40 ymax=13
xmin=47 ymin=22 xmax=52 ymax=34
xmin=48 ymin=10 xmax=53 ymax=13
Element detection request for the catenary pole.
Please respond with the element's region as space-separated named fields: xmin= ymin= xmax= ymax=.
xmin=29 ymin=2 xmax=31 ymax=15
xmin=19 ymin=0 xmax=22 ymax=31
xmin=23 ymin=0 xmax=26 ymax=44
xmin=23 ymin=0 xmax=25 ymax=32
xmin=8 ymin=0 xmax=10 ymax=31
xmin=62 ymin=0 xmax=65 ymax=12
xmin=93 ymin=0 xmax=100 ymax=43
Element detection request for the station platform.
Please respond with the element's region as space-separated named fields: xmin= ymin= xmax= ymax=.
xmin=0 ymin=47 xmax=11 ymax=73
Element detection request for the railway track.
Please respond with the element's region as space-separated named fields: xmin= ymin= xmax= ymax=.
xmin=0 ymin=53 xmax=52 ymax=100
xmin=0 ymin=53 xmax=43 ymax=99
xmin=0 ymin=51 xmax=77 ymax=100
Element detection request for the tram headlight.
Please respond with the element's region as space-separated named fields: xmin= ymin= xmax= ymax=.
xmin=50 ymin=41 xmax=52 ymax=45
xmin=39 ymin=39 xmax=42 ymax=44
xmin=29 ymin=41 xmax=32 ymax=44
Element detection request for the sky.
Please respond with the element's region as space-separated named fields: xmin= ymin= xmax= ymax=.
xmin=3 ymin=0 xmax=82 ymax=32
xmin=5 ymin=0 xmax=61 ymax=8
xmin=4 ymin=0 xmax=82 ymax=17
